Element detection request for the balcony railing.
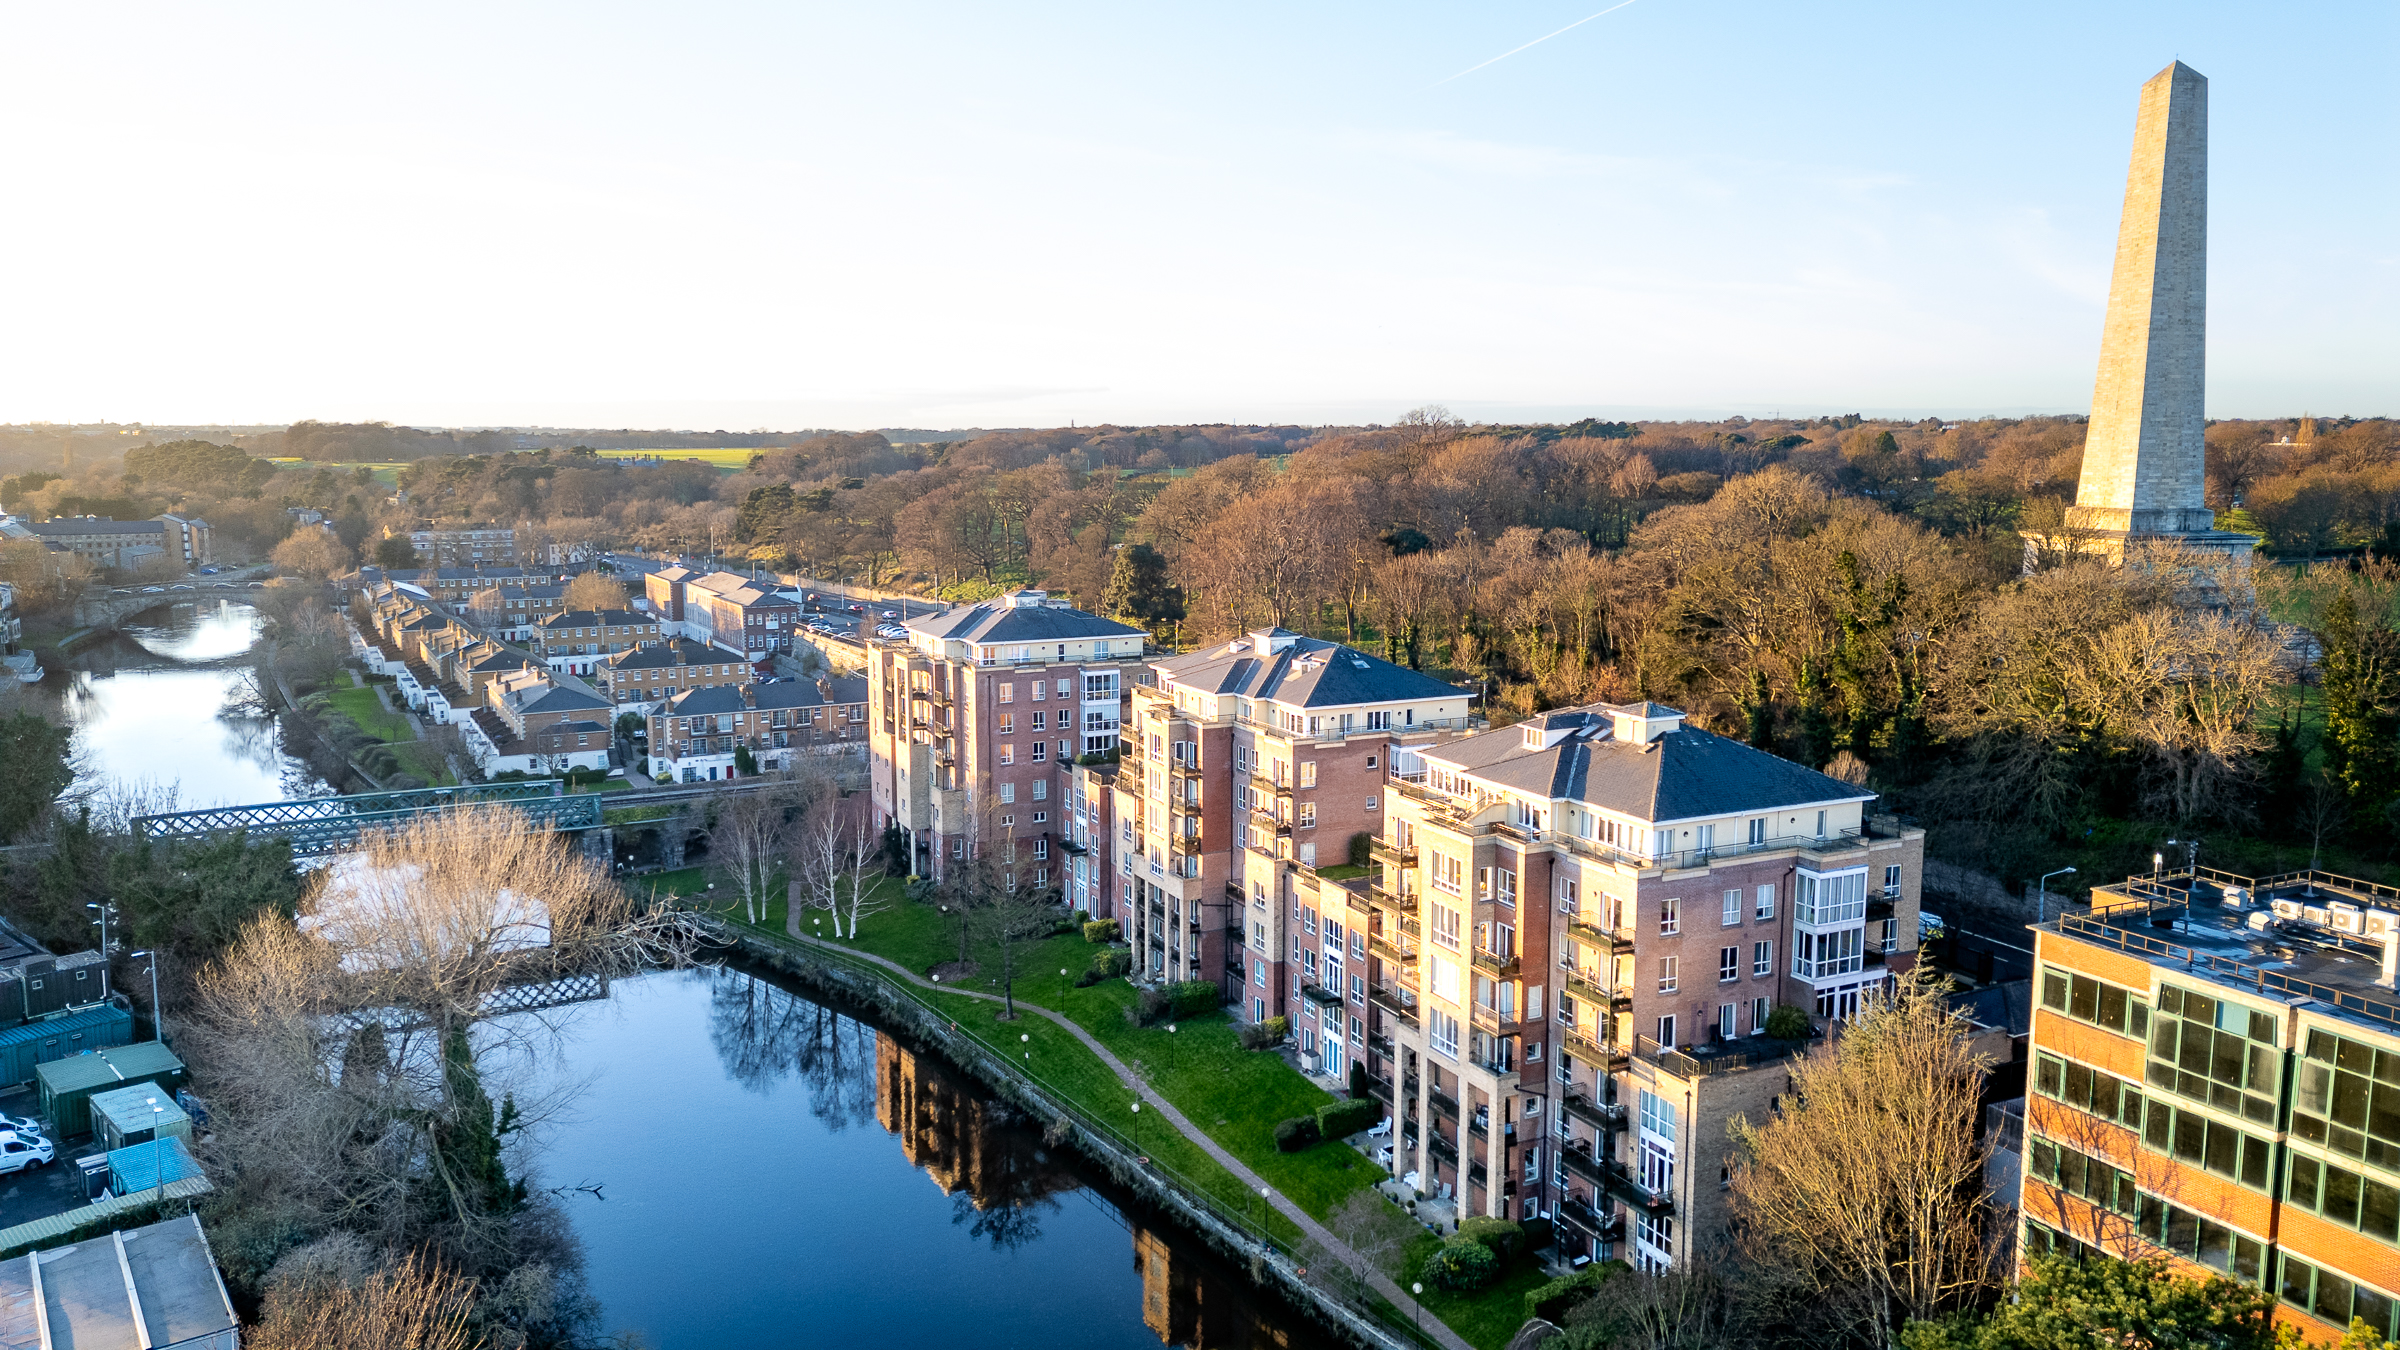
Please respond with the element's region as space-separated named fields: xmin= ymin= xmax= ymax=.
xmin=1602 ymin=1158 xmax=1674 ymax=1214
xmin=1566 ymin=919 xmax=1636 ymax=953
xmin=1369 ymin=1075 xmax=1394 ymax=1103
xmin=1368 ymin=983 xmax=1419 ymax=1026
xmin=1561 ymin=1092 xmax=1626 ymax=1130
xmin=1427 ymin=1133 xmax=1459 ymax=1163
xmin=1300 ymin=982 xmax=1345 ymax=1007
xmin=1562 ymin=967 xmax=1634 ymax=1010
xmin=1560 ymin=1142 xmax=1607 ymax=1184
xmin=1563 ymin=1029 xmax=1631 ymax=1069
xmin=1469 ymin=947 xmax=1520 ymax=979
xmin=1429 ymin=1086 xmax=1460 ymax=1118
xmin=1369 ymin=837 xmax=1420 ymax=869
xmin=1635 ymin=1032 xmax=1817 ymax=1079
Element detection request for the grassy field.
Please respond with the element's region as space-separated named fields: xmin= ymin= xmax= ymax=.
xmin=319 ymin=684 xmax=415 ymax=742
xmin=688 ymin=878 xmax=1544 ymax=1349
xmin=592 ymin=448 xmax=754 ymax=472
xmin=294 ymin=460 xmax=408 ymax=486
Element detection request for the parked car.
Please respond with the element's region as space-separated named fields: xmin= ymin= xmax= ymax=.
xmin=0 ymin=1113 xmax=43 ymax=1137
xmin=0 ymin=1130 xmax=54 ymax=1174
xmin=847 ymin=603 xmax=865 ymax=612
xmin=141 ymin=586 xmax=166 ymax=594
xmin=198 ymin=566 xmax=220 ymax=575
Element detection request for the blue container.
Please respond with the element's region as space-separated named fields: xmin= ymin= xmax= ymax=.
xmin=0 ymin=1003 xmax=132 ymax=1089
xmin=106 ymin=1136 xmax=198 ymax=1195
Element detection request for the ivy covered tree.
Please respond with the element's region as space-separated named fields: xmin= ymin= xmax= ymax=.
xmin=1899 ymin=1254 xmax=2282 ymax=1350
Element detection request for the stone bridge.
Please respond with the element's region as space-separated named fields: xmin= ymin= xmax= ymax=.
xmin=73 ymin=581 xmax=274 ymax=629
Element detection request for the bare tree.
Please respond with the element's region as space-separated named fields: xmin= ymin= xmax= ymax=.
xmin=1303 ymin=1189 xmax=1410 ymax=1308
xmin=706 ymin=792 xmax=790 ymax=925
xmin=978 ymin=875 xmax=1062 ymax=1021
xmin=832 ymin=813 xmax=890 ymax=938
xmin=1727 ymin=963 xmax=2003 ymax=1346
xmin=251 ymin=1242 xmax=478 ymax=1350
xmin=1560 ymin=1259 xmax=1739 ymax=1350
xmin=562 ymin=571 xmax=628 ymax=613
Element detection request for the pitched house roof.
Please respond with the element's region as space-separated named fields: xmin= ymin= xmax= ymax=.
xmin=539 ymin=609 xmax=650 ymax=628
xmin=1158 ymin=628 xmax=1458 ymax=709
xmin=907 ymin=592 xmax=1144 ymax=645
xmin=1425 ymin=703 xmax=1873 ymax=824
xmin=820 ymin=676 xmax=869 ymax=705
xmin=605 ymin=637 xmax=723 ymax=670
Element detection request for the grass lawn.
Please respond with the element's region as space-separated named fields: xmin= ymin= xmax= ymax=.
xmin=604 ymin=803 xmax=683 ymax=827
xmin=591 ymin=448 xmax=753 ymax=473
xmin=1400 ymin=1234 xmax=1558 ymax=1350
xmin=567 ymin=779 xmax=636 ymax=795
xmin=319 ymin=685 xmax=415 ymax=742
xmin=390 ymin=741 xmax=456 ymax=786
xmin=1315 ymin=863 xmax=1371 ymax=882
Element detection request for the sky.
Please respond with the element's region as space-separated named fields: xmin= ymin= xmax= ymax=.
xmin=0 ymin=1 xmax=2392 ymax=431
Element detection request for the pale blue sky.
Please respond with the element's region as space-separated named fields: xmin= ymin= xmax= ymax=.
xmin=1 ymin=2 xmax=2391 ymax=429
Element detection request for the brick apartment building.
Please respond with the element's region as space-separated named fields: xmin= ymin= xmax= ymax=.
xmin=534 ymin=609 xmax=662 ymax=676
xmin=1116 ymin=627 xmax=1475 ymax=999
xmin=26 ymin=515 xmax=211 ymax=569
xmin=597 ymin=637 xmax=751 ymax=713
xmin=1361 ymin=701 xmax=1924 ymax=1268
xmin=468 ymin=582 xmax=568 ymax=640
xmin=867 ymin=590 xmax=1151 ymax=884
xmin=1066 ymin=759 xmax=1119 ymax=920
xmin=645 ymin=567 xmax=802 ymax=657
xmin=2024 ymin=869 xmax=2400 ymax=1344
xmin=649 ymin=678 xmax=865 ymax=781
xmin=402 ymin=525 xmax=518 ymax=567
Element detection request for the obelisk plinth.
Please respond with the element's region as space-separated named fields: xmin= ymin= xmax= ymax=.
xmin=2059 ymin=61 xmax=2252 ymax=564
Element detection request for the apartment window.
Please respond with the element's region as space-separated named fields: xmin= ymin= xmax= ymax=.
xmin=1658 ymin=955 xmax=1679 ymax=994
xmin=998 ymin=714 xmax=1014 ymax=734
xmin=1748 ymin=817 xmax=1766 ymax=845
xmin=1032 ymin=839 xmax=1049 ymax=860
xmin=1883 ymin=864 xmax=1903 ymax=899
xmin=1030 ymin=741 xmax=1047 ymax=762
xmin=1495 ymin=868 xmax=1515 ymax=907
xmin=1721 ymin=889 xmax=1740 ymax=926
xmin=1365 ymin=794 xmax=1378 ymax=811
xmin=998 ymin=683 xmax=1013 ymax=703
xmin=1753 ymin=940 xmax=1773 ymax=977
xmin=1719 ymin=1003 xmax=1737 ymax=1040
xmin=1556 ymin=877 xmax=1578 ymax=913
xmin=999 ymin=743 xmax=1014 ymax=765
xmin=1719 ymin=947 xmax=1738 ymax=982
xmin=1755 ymin=884 xmax=1775 ymax=921
xmin=1031 ymin=711 xmax=1046 ymax=731
xmin=1350 ymin=975 xmax=1365 ymax=1004
xmin=999 ymin=783 xmax=1016 ymax=803
xmin=1254 ymin=962 xmax=1266 ymax=989
xmin=1655 ymin=1014 xmax=1677 ymax=1050
xmin=999 ymin=814 xmax=1015 ymax=829
xmin=1430 ymin=1010 xmax=1461 ymax=1059
xmin=1031 ymin=810 xmax=1047 ymax=824
xmin=1431 ymin=905 xmax=1461 ymax=952
xmin=1299 ymin=761 xmax=1317 ymax=788
xmin=1879 ymin=918 xmax=1898 ymax=953
xmin=1751 ymin=996 xmax=1769 ymax=1031
xmin=1298 ymin=802 xmax=1317 ymax=828
xmin=1660 ymin=897 xmax=1680 ymax=935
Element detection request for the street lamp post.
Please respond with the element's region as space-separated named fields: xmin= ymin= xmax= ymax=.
xmin=128 ymin=951 xmax=161 ymax=1042
xmin=1167 ymin=1022 xmax=1177 ymax=1077
xmin=1411 ymin=1282 xmax=1424 ymax=1341
xmin=2036 ymin=867 xmax=2077 ymax=925
xmin=1061 ymin=967 xmax=1070 ymax=1015
xmin=148 ymin=1100 xmax=165 ymax=1204
xmin=1130 ymin=1100 xmax=1142 ymax=1158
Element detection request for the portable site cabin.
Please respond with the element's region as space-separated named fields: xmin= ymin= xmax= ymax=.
xmin=36 ymin=1043 xmax=186 ymax=1140
xmin=0 ymin=949 xmax=111 ymax=1026
xmin=0 ymin=1003 xmax=131 ymax=1089
xmin=79 ymin=1136 xmax=201 ymax=1201
xmin=0 ymin=1213 xmax=239 ymax=1350
xmin=90 ymin=1084 xmax=193 ymax=1154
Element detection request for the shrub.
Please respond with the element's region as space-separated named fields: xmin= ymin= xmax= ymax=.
xmin=1120 ymin=986 xmax=1171 ymax=1027
xmin=1456 ymin=1215 xmax=1525 ymax=1262
xmin=1272 ymin=1116 xmax=1320 ymax=1152
xmin=1422 ymin=1236 xmax=1499 ymax=1291
xmin=1082 ymin=918 xmax=1120 ymax=944
xmin=1238 ymin=1016 xmax=1288 ymax=1051
xmin=1765 ymin=1003 xmax=1814 ymax=1040
xmin=1521 ymin=1216 xmax=1555 ymax=1254
xmin=1316 ymin=1097 xmax=1381 ymax=1139
xmin=1347 ymin=831 xmax=1373 ymax=867
xmin=1348 ymin=1060 xmax=1370 ymax=1099
xmin=1522 ymin=1260 xmax=1626 ymax=1324
xmin=1077 ymin=948 xmax=1132 ymax=986
xmin=1168 ymin=980 xmax=1218 ymax=1018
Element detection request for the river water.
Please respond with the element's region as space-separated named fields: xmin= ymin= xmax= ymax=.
xmin=53 ymin=599 xmax=332 ymax=810
xmin=506 ymin=969 xmax=1312 ymax=1350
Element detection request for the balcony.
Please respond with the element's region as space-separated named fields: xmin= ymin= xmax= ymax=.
xmin=1469 ymin=1161 xmax=1487 ymax=1189
xmin=1566 ymin=919 xmax=1635 ymax=954
xmin=1469 ymin=947 xmax=1521 ymax=980
xmin=1247 ymin=807 xmax=1293 ymax=835
xmin=1369 ymin=1075 xmax=1394 ymax=1103
xmin=1561 ymin=1092 xmax=1626 ymax=1130
xmin=1560 ymin=1142 xmax=1607 ymax=1184
xmin=1467 ymin=1045 xmax=1518 ymax=1077
xmin=1367 ymin=929 xmax=1418 ymax=964
xmin=1367 ymin=1033 xmax=1395 ymax=1058
xmin=1369 ymin=837 xmax=1420 ymax=869
xmin=1427 ymin=1133 xmax=1459 ymax=1164
xmin=1636 ymin=1032 xmax=1816 ymax=1079
xmin=1554 ymin=1197 xmax=1616 ymax=1239
xmin=1368 ymin=983 xmax=1420 ymax=1026
xmin=1226 ymin=881 xmax=1247 ymax=907
xmin=1563 ymin=1029 xmax=1630 ymax=1069
xmin=1057 ymin=835 xmax=1088 ymax=855
xmin=1467 ymin=1115 xmax=1517 ymax=1145
xmin=1562 ymin=967 xmax=1634 ymax=1010
xmin=1602 ymin=1158 xmax=1674 ymax=1214
xmin=1429 ymin=1085 xmax=1460 ymax=1118
xmin=1300 ymin=982 xmax=1345 ymax=1008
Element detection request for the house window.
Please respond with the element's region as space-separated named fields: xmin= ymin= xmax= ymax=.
xmin=999 ymin=783 xmax=1016 ymax=803
xmin=1719 ymin=947 xmax=1738 ymax=982
xmin=998 ymin=683 xmax=1013 ymax=703
xmin=999 ymin=744 xmax=1014 ymax=765
xmin=1754 ymin=940 xmax=1773 ymax=977
xmin=1299 ymin=761 xmax=1317 ymax=788
xmin=1752 ymin=996 xmax=1769 ymax=1031
xmin=1719 ymin=1003 xmax=1738 ymax=1039
xmin=1884 ymin=864 xmax=1903 ymax=899
xmin=1297 ymin=802 xmax=1316 ymax=828
xmin=1655 ymin=1014 xmax=1677 ymax=1050
xmin=1660 ymin=897 xmax=1680 ymax=935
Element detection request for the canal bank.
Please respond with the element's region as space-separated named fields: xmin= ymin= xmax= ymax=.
xmin=692 ymin=911 xmax=1470 ymax=1350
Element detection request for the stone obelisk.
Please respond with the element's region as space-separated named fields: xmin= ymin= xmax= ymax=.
xmin=2062 ymin=61 xmax=2252 ymax=562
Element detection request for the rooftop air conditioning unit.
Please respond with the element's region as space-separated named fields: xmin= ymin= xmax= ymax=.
xmin=2272 ymin=899 xmax=2305 ymax=922
xmin=2305 ymin=906 xmax=2332 ymax=929
xmin=2246 ymin=910 xmax=2274 ymax=932
xmin=2330 ymin=902 xmax=2367 ymax=936
xmin=2365 ymin=910 xmax=2400 ymax=942
xmin=2221 ymin=886 xmax=2251 ymax=909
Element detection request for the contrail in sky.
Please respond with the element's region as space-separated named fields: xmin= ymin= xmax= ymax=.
xmin=1427 ymin=0 xmax=1642 ymax=88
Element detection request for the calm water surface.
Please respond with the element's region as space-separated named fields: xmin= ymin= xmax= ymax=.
xmin=506 ymin=970 xmax=1312 ymax=1350
xmin=56 ymin=600 xmax=331 ymax=809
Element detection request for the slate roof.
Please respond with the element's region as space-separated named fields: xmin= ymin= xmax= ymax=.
xmin=686 ymin=571 xmax=796 ymax=607
xmin=660 ymin=681 xmax=824 ymax=718
xmin=539 ymin=609 xmax=651 ymax=628
xmin=29 ymin=518 xmax=165 ymax=536
xmin=1158 ymin=628 xmax=1458 ymax=709
xmin=1426 ymin=703 xmax=1873 ymax=824
xmin=908 ymin=593 xmax=1144 ymax=646
xmin=1944 ymin=980 xmax=2034 ymax=1040
xmin=606 ymin=637 xmax=723 ymax=670
xmin=821 ymin=676 xmax=869 ymax=705
xmin=508 ymin=682 xmax=613 ymax=717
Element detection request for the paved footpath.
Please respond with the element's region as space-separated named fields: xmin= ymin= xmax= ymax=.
xmin=781 ymin=918 xmax=1472 ymax=1350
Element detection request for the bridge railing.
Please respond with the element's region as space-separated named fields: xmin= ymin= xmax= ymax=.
xmin=132 ymin=780 xmax=603 ymax=857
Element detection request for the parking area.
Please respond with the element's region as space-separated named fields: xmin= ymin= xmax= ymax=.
xmin=0 ymin=1088 xmax=87 ymax=1230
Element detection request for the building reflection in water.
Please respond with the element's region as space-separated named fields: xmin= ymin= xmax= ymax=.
xmin=876 ymin=1030 xmax=1299 ymax=1350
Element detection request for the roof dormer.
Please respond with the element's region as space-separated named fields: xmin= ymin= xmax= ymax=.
xmin=1601 ymin=701 xmax=1684 ymax=745
xmin=1247 ymin=627 xmax=1300 ymax=655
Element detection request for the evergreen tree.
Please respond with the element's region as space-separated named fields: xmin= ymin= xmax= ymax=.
xmin=2317 ymin=586 xmax=2400 ymax=819
xmin=0 ymin=712 xmax=73 ymax=845
xmin=1900 ymin=1253 xmax=2284 ymax=1350
xmin=1103 ymin=543 xmax=1184 ymax=629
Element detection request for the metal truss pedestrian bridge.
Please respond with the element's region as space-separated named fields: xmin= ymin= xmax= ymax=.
xmin=132 ymin=780 xmax=603 ymax=858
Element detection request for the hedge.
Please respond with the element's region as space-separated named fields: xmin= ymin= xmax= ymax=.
xmin=1523 ymin=1260 xmax=1627 ymax=1324
xmin=1422 ymin=1236 xmax=1499 ymax=1291
xmin=1273 ymin=1116 xmax=1320 ymax=1152
xmin=1457 ymin=1215 xmax=1525 ymax=1261
xmin=1316 ymin=1097 xmax=1381 ymax=1140
xmin=1238 ymin=1016 xmax=1288 ymax=1050
xmin=1082 ymin=918 xmax=1120 ymax=944
xmin=1168 ymin=980 xmax=1219 ymax=1018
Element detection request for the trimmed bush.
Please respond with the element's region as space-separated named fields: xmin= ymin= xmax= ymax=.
xmin=1121 ymin=986 xmax=1171 ymax=1027
xmin=1522 ymin=1260 xmax=1627 ymax=1324
xmin=1348 ymin=1060 xmax=1370 ymax=1099
xmin=1521 ymin=1216 xmax=1555 ymax=1254
xmin=1077 ymin=947 xmax=1133 ymax=986
xmin=1238 ymin=1016 xmax=1289 ymax=1051
xmin=1316 ymin=1097 xmax=1381 ymax=1139
xmin=1168 ymin=980 xmax=1218 ymax=1018
xmin=1272 ymin=1116 xmax=1320 ymax=1152
xmin=1456 ymin=1215 xmax=1525 ymax=1262
xmin=1082 ymin=918 xmax=1120 ymax=944
xmin=1348 ymin=831 xmax=1373 ymax=867
xmin=1765 ymin=1003 xmax=1814 ymax=1040
xmin=1422 ymin=1236 xmax=1499 ymax=1291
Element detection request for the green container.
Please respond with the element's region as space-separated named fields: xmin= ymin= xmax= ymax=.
xmin=0 ymin=1004 xmax=131 ymax=1089
xmin=35 ymin=1042 xmax=186 ymax=1140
